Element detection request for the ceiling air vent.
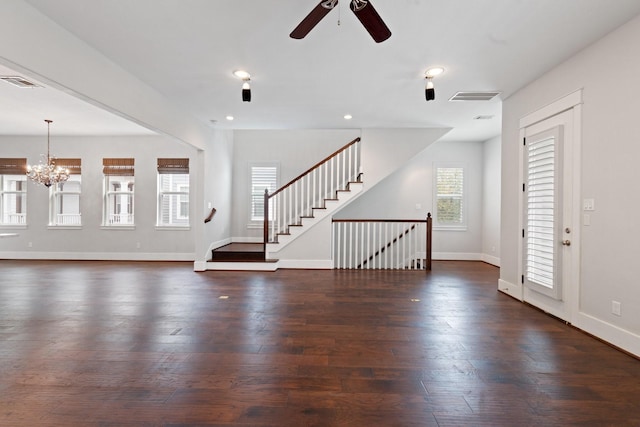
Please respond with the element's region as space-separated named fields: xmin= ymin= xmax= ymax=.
xmin=1 ymin=76 xmax=41 ymax=88
xmin=449 ymin=91 xmax=500 ymax=101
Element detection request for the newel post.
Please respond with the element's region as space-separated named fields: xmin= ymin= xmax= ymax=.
xmin=426 ymin=213 xmax=432 ymax=271
xmin=263 ymin=189 xmax=269 ymax=251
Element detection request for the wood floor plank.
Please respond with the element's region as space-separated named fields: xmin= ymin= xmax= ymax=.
xmin=1 ymin=260 xmax=639 ymax=426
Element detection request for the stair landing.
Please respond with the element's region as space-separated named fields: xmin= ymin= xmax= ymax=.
xmin=208 ymin=243 xmax=278 ymax=271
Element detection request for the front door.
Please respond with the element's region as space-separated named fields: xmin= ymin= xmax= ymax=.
xmin=522 ymin=108 xmax=576 ymax=321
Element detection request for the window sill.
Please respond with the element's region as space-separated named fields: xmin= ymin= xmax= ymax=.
xmin=433 ymin=225 xmax=468 ymax=232
xmin=0 ymin=224 xmax=27 ymax=230
xmin=48 ymin=225 xmax=82 ymax=230
xmin=155 ymin=226 xmax=191 ymax=231
xmin=101 ymin=225 xmax=136 ymax=230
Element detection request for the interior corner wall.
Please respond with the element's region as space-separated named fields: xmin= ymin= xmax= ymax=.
xmin=0 ymin=135 xmax=198 ymax=260
xmin=198 ymin=129 xmax=234 ymax=260
xmin=501 ymin=13 xmax=640 ymax=354
xmin=231 ymin=129 xmax=361 ymax=241
xmin=482 ymin=135 xmax=501 ymax=266
xmin=337 ymin=140 xmax=485 ymax=258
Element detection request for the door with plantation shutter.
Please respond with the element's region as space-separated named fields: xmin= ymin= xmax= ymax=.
xmin=522 ymin=109 xmax=575 ymax=322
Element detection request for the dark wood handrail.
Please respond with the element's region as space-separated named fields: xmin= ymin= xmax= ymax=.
xmin=268 ymin=137 xmax=360 ymax=199
xmin=333 ymin=219 xmax=427 ymax=223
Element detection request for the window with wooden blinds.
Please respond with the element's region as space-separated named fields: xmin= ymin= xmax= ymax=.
xmin=54 ymin=158 xmax=81 ymax=174
xmin=103 ymin=158 xmax=134 ymax=176
xmin=0 ymin=158 xmax=27 ymax=175
xmin=157 ymin=158 xmax=189 ymax=174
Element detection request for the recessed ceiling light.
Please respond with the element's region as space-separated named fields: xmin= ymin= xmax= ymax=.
xmin=233 ymin=70 xmax=251 ymax=80
xmin=344 ymin=114 xmax=353 ymax=120
xmin=425 ymin=67 xmax=445 ymax=78
xmin=226 ymin=115 xmax=234 ymax=121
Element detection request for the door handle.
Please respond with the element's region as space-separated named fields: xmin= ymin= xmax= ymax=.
xmin=561 ymin=240 xmax=571 ymax=246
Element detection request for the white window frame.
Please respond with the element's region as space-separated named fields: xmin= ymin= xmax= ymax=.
xmin=433 ymin=162 xmax=467 ymax=231
xmin=49 ymin=175 xmax=82 ymax=227
xmin=249 ymin=163 xmax=279 ymax=224
xmin=103 ymin=176 xmax=135 ymax=227
xmin=156 ymin=174 xmax=190 ymax=227
xmin=0 ymin=175 xmax=27 ymax=227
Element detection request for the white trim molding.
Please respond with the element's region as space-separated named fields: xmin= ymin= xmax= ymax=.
xmin=0 ymin=251 xmax=195 ymax=261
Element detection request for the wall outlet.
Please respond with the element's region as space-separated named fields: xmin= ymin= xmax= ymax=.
xmin=612 ymin=300 xmax=621 ymax=316
xmin=136 ymin=242 xmax=141 ymax=249
xmin=583 ymin=198 xmax=595 ymax=211
xmin=28 ymin=242 xmax=32 ymax=248
xmin=415 ymin=203 xmax=422 ymax=210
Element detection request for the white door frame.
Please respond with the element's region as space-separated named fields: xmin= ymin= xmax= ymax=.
xmin=517 ymin=89 xmax=583 ymax=322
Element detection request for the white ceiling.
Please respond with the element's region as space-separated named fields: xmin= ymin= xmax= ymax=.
xmin=3 ymin=0 xmax=640 ymax=140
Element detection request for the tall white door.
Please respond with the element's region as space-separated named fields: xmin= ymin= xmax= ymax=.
xmin=522 ymin=108 xmax=576 ymax=321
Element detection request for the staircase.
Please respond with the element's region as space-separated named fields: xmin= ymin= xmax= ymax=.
xmin=207 ymin=138 xmax=363 ymax=271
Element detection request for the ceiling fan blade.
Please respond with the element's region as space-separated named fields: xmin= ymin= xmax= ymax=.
xmin=290 ymin=1 xmax=337 ymax=39
xmin=350 ymin=0 xmax=391 ymax=43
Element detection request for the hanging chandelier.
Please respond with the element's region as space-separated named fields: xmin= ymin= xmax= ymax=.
xmin=26 ymin=119 xmax=69 ymax=187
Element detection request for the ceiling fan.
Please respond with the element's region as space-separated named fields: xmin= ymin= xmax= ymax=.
xmin=290 ymin=0 xmax=391 ymax=43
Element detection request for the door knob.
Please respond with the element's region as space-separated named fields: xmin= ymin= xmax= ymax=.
xmin=561 ymin=240 xmax=571 ymax=246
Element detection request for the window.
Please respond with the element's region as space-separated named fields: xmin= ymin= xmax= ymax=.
xmin=103 ymin=158 xmax=134 ymax=226
xmin=434 ymin=164 xmax=465 ymax=229
xmin=250 ymin=164 xmax=278 ymax=221
xmin=50 ymin=158 xmax=81 ymax=226
xmin=0 ymin=158 xmax=27 ymax=226
xmin=157 ymin=158 xmax=190 ymax=227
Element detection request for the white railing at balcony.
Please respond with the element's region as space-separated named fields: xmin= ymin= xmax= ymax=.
xmin=332 ymin=215 xmax=432 ymax=271
xmin=109 ymin=213 xmax=134 ymax=225
xmin=55 ymin=214 xmax=82 ymax=226
xmin=264 ymin=137 xmax=361 ymax=244
xmin=3 ymin=213 xmax=26 ymax=225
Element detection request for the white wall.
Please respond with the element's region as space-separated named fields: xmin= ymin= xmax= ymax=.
xmin=231 ymin=129 xmax=361 ymax=241
xmin=0 ymin=135 xmax=199 ymax=260
xmin=338 ymin=140 xmax=485 ymax=259
xmin=482 ymin=136 xmax=501 ymax=266
xmin=195 ymin=129 xmax=234 ymax=267
xmin=501 ymin=14 xmax=640 ymax=355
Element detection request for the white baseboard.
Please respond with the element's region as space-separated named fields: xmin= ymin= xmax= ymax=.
xmin=574 ymin=312 xmax=640 ymax=358
xmin=433 ymin=252 xmax=500 ymax=266
xmin=277 ymin=259 xmax=333 ymax=269
xmin=0 ymin=251 xmax=195 ymax=261
xmin=204 ymin=261 xmax=278 ymax=272
xmin=433 ymin=252 xmax=482 ymax=261
xmin=498 ymin=278 xmax=523 ymax=301
xmin=481 ymin=254 xmax=500 ymax=267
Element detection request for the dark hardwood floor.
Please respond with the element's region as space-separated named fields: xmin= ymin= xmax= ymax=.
xmin=1 ymin=260 xmax=639 ymax=426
